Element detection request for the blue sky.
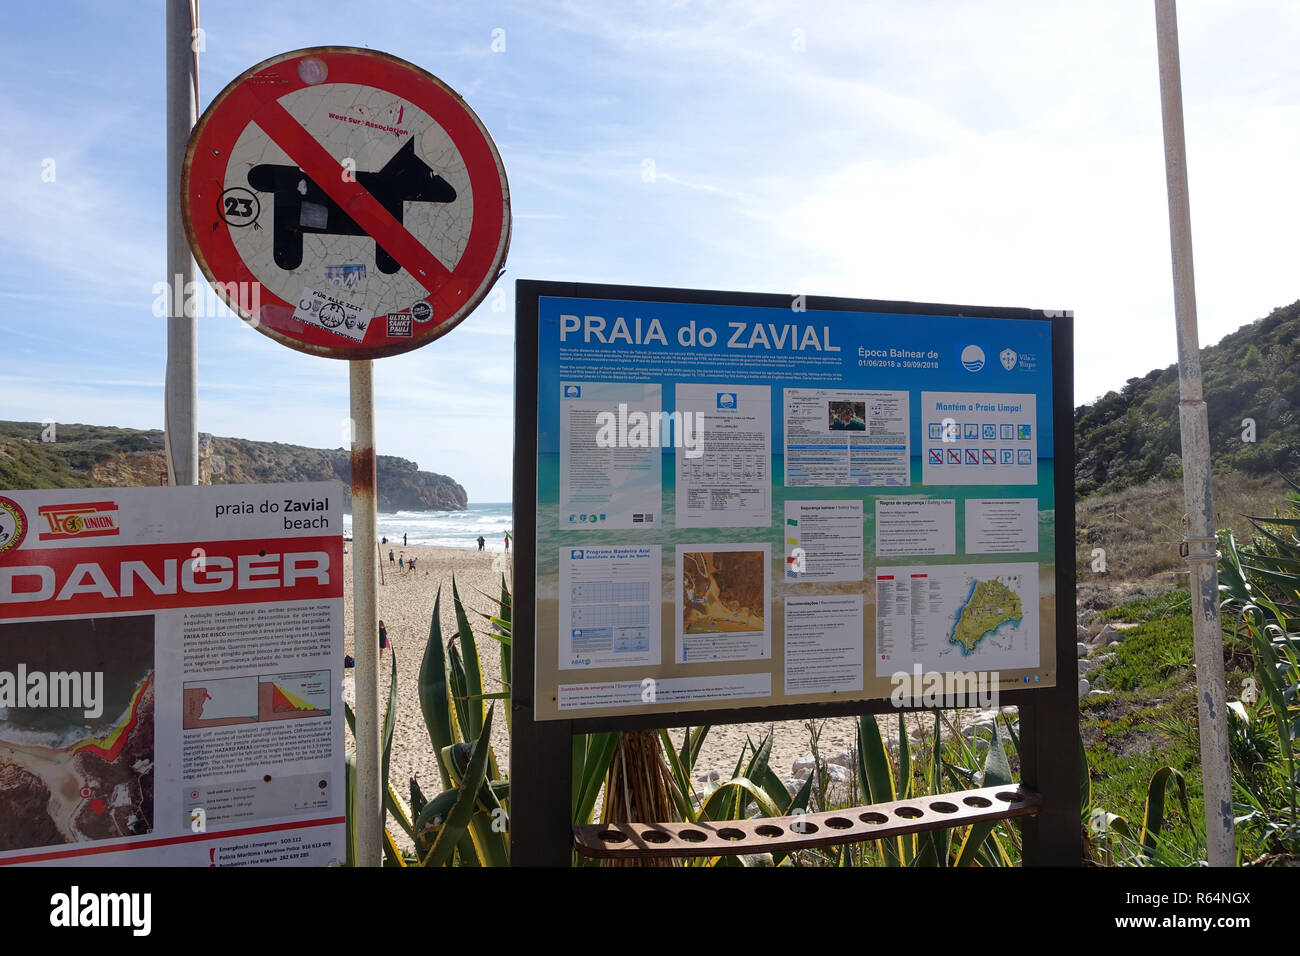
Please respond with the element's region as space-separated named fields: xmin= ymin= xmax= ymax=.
xmin=2 ymin=1 xmax=1298 ymax=502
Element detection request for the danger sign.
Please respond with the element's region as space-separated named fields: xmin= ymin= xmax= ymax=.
xmin=182 ymin=47 xmax=511 ymax=359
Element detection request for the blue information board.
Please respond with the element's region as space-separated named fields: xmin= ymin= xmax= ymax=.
xmin=519 ymin=282 xmax=1070 ymax=723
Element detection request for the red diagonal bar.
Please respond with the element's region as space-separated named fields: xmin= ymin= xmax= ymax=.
xmin=227 ymin=84 xmax=454 ymax=295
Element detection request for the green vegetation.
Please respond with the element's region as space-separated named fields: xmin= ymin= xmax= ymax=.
xmin=1077 ymin=593 xmax=1211 ymax=862
xmin=1076 ymin=475 xmax=1300 ymax=865
xmin=1074 ymin=299 xmax=1300 ymax=497
xmin=345 ymin=574 xmax=622 ymax=866
xmin=0 ymin=419 xmax=466 ymax=511
xmin=1217 ymin=478 xmax=1300 ymax=861
xmin=0 ymin=437 xmax=96 ymax=490
xmin=344 ymin=575 xmax=518 ymax=866
xmin=0 ymin=421 xmax=150 ymax=489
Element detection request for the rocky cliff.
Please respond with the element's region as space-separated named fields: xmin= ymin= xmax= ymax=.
xmin=0 ymin=422 xmax=467 ymax=513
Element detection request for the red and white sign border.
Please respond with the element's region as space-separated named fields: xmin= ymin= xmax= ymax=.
xmin=182 ymin=46 xmax=511 ymax=360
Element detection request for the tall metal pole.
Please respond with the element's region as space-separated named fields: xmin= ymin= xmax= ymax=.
xmin=165 ymin=0 xmax=199 ymax=485
xmin=350 ymin=360 xmax=382 ymax=867
xmin=1154 ymin=0 xmax=1234 ymax=867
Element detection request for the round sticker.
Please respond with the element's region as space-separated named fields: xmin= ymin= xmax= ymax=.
xmin=0 ymin=496 xmax=27 ymax=557
xmin=182 ymin=47 xmax=511 ymax=360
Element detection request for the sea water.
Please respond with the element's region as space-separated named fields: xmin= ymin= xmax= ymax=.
xmin=343 ymin=503 xmax=513 ymax=550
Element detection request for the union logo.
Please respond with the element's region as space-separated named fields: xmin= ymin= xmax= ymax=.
xmin=37 ymin=501 xmax=121 ymax=540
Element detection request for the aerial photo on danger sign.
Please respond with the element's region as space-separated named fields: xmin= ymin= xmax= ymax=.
xmin=183 ymin=47 xmax=511 ymax=360
xmin=0 ymin=616 xmax=155 ymax=853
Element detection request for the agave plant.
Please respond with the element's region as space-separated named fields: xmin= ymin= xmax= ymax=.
xmin=654 ymin=725 xmax=813 ymax=867
xmin=1079 ymin=717 xmax=1197 ymax=866
xmin=846 ymin=711 xmax=1018 ymax=867
xmin=407 ymin=576 xmax=511 ymax=865
xmin=343 ymin=646 xmax=419 ymax=865
xmin=650 ymin=710 xmax=1029 ymax=867
xmin=1217 ymin=483 xmax=1300 ymax=856
xmin=345 ymin=573 xmax=620 ymax=865
xmin=341 ymin=576 xmax=509 ymax=866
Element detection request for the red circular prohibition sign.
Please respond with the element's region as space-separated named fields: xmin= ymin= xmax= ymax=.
xmin=183 ymin=47 xmax=511 ymax=359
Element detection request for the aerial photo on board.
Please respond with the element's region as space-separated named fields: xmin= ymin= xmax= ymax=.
xmin=681 ymin=550 xmax=766 ymax=635
xmin=0 ymin=615 xmax=154 ymax=852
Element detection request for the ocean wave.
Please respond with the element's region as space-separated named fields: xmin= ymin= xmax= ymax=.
xmin=346 ymin=504 xmax=514 ymax=548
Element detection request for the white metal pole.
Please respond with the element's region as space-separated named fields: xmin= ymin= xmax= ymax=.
xmin=1154 ymin=0 xmax=1235 ymax=867
xmin=350 ymin=360 xmax=382 ymax=867
xmin=165 ymin=0 xmax=199 ymax=485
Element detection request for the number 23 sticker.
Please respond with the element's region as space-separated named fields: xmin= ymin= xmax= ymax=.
xmin=218 ymin=187 xmax=261 ymax=227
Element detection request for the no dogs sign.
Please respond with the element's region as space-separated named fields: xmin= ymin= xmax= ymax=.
xmin=183 ymin=47 xmax=511 ymax=359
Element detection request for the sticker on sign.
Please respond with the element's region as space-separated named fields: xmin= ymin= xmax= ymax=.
xmin=386 ymin=313 xmax=413 ymax=337
xmin=182 ymin=47 xmax=511 ymax=360
xmin=294 ymin=288 xmax=369 ymax=342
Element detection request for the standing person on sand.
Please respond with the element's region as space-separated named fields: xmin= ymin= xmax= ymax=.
xmin=409 ymin=556 xmax=417 ymax=574
xmin=504 ymin=533 xmax=510 ymax=553
xmin=388 ymin=549 xmax=395 ymax=567
xmin=399 ymin=553 xmax=404 ymax=572
xmin=403 ymin=533 xmax=407 ymax=547
xmin=379 ymin=619 xmax=388 ymax=655
xmin=477 ymin=535 xmax=485 ymax=552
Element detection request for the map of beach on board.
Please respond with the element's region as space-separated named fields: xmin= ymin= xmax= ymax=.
xmin=875 ymin=562 xmax=1039 ymax=675
xmin=949 ymin=578 xmax=1024 ymax=655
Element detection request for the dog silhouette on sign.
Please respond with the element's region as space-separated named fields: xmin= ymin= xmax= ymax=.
xmin=247 ymin=139 xmax=456 ymax=274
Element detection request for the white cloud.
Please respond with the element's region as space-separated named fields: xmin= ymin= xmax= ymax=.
xmin=2 ymin=0 xmax=1298 ymax=503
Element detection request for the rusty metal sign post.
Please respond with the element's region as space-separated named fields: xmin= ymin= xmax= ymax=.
xmin=348 ymin=361 xmax=381 ymax=865
xmin=183 ymin=47 xmax=510 ymax=866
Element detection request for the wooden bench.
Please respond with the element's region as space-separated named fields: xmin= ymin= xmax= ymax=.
xmin=573 ymin=783 xmax=1042 ymax=860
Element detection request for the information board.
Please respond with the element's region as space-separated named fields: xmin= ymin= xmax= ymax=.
xmin=0 ymin=483 xmax=345 ymax=865
xmin=519 ymin=281 xmax=1071 ymax=723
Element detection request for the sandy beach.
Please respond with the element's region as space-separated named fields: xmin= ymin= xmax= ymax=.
xmin=343 ymin=544 xmax=513 ymax=808
xmin=341 ymin=543 xmax=943 ymax=816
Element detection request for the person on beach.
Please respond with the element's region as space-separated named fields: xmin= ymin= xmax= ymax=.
xmin=477 ymin=535 xmax=485 ymax=551
xmin=399 ymin=553 xmax=405 ymax=571
xmin=389 ymin=549 xmax=395 ymax=566
xmin=403 ymin=533 xmax=407 ymax=546
xmin=379 ymin=620 xmax=388 ymax=655
xmin=409 ymin=556 xmax=417 ymax=574
xmin=504 ymin=533 xmax=510 ymax=553
xmin=382 ymin=536 xmax=387 ymax=545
